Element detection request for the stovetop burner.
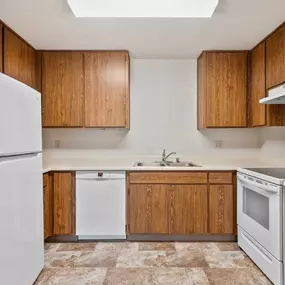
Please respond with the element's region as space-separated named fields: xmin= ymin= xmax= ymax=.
xmin=245 ymin=168 xmax=285 ymax=179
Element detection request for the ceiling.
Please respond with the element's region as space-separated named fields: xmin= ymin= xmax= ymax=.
xmin=0 ymin=0 xmax=284 ymax=58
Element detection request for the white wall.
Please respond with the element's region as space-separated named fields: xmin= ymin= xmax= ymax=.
xmin=43 ymin=59 xmax=261 ymax=158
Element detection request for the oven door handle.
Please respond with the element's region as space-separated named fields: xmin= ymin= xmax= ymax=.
xmin=237 ymin=173 xmax=279 ymax=194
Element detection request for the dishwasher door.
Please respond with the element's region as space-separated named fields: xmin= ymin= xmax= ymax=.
xmin=76 ymin=171 xmax=126 ymax=240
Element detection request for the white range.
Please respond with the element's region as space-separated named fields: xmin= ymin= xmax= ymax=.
xmin=237 ymin=167 xmax=285 ymax=285
xmin=0 ymin=73 xmax=44 ymax=285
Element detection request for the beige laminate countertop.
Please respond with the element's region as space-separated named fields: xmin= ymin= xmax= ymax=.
xmin=42 ymin=157 xmax=285 ymax=173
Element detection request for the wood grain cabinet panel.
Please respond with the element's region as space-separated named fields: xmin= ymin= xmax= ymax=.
xmin=250 ymin=39 xmax=285 ymax=127
xmin=197 ymin=52 xmax=207 ymax=128
xmin=206 ymin=52 xmax=248 ymax=127
xmin=3 ymin=28 xmax=36 ymax=88
xmin=42 ymin=52 xmax=84 ymax=127
xmin=250 ymin=42 xmax=266 ymax=127
xmin=128 ymin=184 xmax=169 ymax=234
xmin=84 ymin=51 xmax=130 ymax=128
xmin=169 ymin=185 xmax=208 ymax=234
xmin=209 ymin=185 xmax=234 ymax=234
xmin=209 ymin=172 xmax=233 ymax=184
xmin=43 ymin=174 xmax=53 ymax=239
xmin=53 ymin=172 xmax=75 ymax=235
xmin=198 ymin=51 xmax=248 ymax=128
xmin=129 ymin=172 xmax=208 ymax=184
xmin=266 ymin=25 xmax=285 ymax=89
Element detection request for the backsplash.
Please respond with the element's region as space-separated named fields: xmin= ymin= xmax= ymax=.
xmin=43 ymin=59 xmax=269 ymax=157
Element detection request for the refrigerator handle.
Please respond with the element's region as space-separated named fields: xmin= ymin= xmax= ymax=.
xmin=0 ymin=153 xmax=40 ymax=163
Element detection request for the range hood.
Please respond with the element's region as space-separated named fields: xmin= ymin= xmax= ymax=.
xmin=260 ymin=84 xmax=285 ymax=104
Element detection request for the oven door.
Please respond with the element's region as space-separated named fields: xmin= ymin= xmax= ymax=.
xmin=237 ymin=173 xmax=282 ymax=260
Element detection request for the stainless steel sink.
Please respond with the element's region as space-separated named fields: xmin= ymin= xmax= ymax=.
xmin=133 ymin=161 xmax=200 ymax=167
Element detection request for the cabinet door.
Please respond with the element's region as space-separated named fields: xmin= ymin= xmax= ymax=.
xmin=197 ymin=52 xmax=207 ymax=129
xmin=209 ymin=185 xmax=234 ymax=234
xmin=0 ymin=23 xmax=3 ymax=73
xmin=42 ymin=52 xmax=84 ymax=127
xmin=53 ymin=172 xmax=75 ymax=235
xmin=3 ymin=28 xmax=36 ymax=88
xmin=250 ymin=42 xmax=266 ymax=127
xmin=128 ymin=184 xmax=169 ymax=234
xmin=84 ymin=52 xmax=130 ymax=127
xmin=169 ymin=185 xmax=208 ymax=234
xmin=266 ymin=25 xmax=285 ymax=89
xmin=206 ymin=52 xmax=247 ymax=127
xmin=43 ymin=174 xmax=53 ymax=239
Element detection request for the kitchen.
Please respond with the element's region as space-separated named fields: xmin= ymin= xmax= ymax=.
xmin=0 ymin=0 xmax=285 ymax=284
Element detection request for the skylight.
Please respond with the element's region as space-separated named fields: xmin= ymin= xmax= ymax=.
xmin=67 ymin=0 xmax=219 ymax=18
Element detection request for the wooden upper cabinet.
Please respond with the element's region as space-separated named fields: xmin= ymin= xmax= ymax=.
xmin=42 ymin=51 xmax=84 ymax=127
xmin=3 ymin=28 xmax=36 ymax=88
xmin=0 ymin=23 xmax=3 ymax=73
xmin=209 ymin=185 xmax=234 ymax=234
xmin=198 ymin=51 xmax=248 ymax=128
xmin=198 ymin=52 xmax=207 ymax=129
xmin=250 ymin=42 xmax=266 ymax=127
xmin=128 ymin=184 xmax=169 ymax=234
xmin=250 ymin=40 xmax=285 ymax=127
xmin=169 ymin=185 xmax=208 ymax=234
xmin=266 ymin=24 xmax=285 ymax=89
xmin=53 ymin=172 xmax=75 ymax=235
xmin=84 ymin=51 xmax=130 ymax=128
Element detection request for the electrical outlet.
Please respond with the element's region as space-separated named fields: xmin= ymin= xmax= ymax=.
xmin=215 ymin=141 xmax=223 ymax=148
xmin=55 ymin=140 xmax=61 ymax=148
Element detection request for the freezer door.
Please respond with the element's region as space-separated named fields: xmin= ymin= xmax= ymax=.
xmin=0 ymin=153 xmax=44 ymax=285
xmin=0 ymin=73 xmax=42 ymax=156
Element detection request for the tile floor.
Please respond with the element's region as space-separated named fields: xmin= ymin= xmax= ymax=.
xmin=35 ymin=242 xmax=272 ymax=285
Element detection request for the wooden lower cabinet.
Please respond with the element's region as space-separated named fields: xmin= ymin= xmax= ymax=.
xmin=128 ymin=184 xmax=209 ymax=234
xmin=128 ymin=184 xmax=169 ymax=234
xmin=209 ymin=185 xmax=234 ymax=234
xmin=43 ymin=173 xmax=53 ymax=239
xmin=53 ymin=172 xmax=76 ymax=235
xmin=169 ymin=185 xmax=208 ymax=234
xmin=127 ymin=171 xmax=236 ymax=236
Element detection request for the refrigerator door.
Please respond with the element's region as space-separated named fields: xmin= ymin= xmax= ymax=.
xmin=0 ymin=153 xmax=44 ymax=285
xmin=0 ymin=73 xmax=42 ymax=156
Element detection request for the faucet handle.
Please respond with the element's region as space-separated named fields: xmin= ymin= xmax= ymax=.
xmin=162 ymin=149 xmax=166 ymax=157
xmin=176 ymin=157 xmax=180 ymax=163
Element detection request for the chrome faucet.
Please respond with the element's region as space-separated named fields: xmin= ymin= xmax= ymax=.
xmin=162 ymin=149 xmax=176 ymax=163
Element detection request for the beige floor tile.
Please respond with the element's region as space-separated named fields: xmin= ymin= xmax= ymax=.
xmin=205 ymin=268 xmax=272 ymax=285
xmin=204 ymin=251 xmax=256 ymax=268
xmin=45 ymin=251 xmax=82 ymax=268
xmin=44 ymin=243 xmax=60 ymax=253
xmin=40 ymin=242 xmax=270 ymax=284
xmin=45 ymin=251 xmax=118 ymax=268
xmin=138 ymin=242 xmax=176 ymax=251
xmin=57 ymin=242 xmax=97 ymax=252
xmin=175 ymin=242 xmax=219 ymax=253
xmin=215 ymin=242 xmax=241 ymax=252
xmin=95 ymin=242 xmax=138 ymax=251
xmin=104 ymin=268 xmax=210 ymax=285
xmin=116 ymin=250 xmax=208 ymax=268
xmin=35 ymin=267 xmax=107 ymax=285
xmin=86 ymin=251 xmax=118 ymax=267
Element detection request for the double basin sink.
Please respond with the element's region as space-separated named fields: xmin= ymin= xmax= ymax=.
xmin=134 ymin=161 xmax=200 ymax=167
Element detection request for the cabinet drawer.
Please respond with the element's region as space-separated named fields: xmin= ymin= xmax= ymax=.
xmin=43 ymin=174 xmax=49 ymax=187
xmin=209 ymin=172 xmax=233 ymax=184
xmin=129 ymin=172 xmax=207 ymax=184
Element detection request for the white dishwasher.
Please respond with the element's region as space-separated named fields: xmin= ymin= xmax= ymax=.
xmin=76 ymin=171 xmax=126 ymax=240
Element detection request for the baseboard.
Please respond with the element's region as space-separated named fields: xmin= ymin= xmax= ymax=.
xmin=127 ymin=234 xmax=237 ymax=242
xmin=45 ymin=234 xmax=237 ymax=243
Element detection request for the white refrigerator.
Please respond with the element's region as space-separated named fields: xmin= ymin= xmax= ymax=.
xmin=0 ymin=73 xmax=44 ymax=285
